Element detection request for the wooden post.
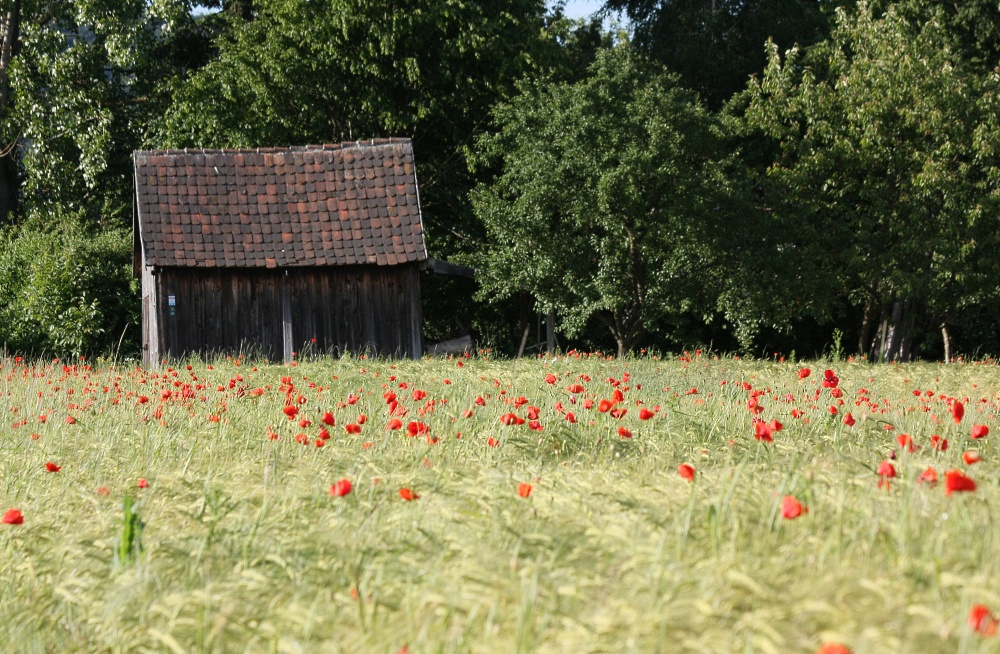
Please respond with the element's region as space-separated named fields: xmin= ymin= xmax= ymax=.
xmin=282 ymin=271 xmax=293 ymax=364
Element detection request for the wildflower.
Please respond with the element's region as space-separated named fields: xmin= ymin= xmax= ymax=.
xmin=44 ymin=462 xmax=60 ymax=473
xmin=971 ymin=424 xmax=990 ymax=439
xmin=945 ymin=469 xmax=976 ymax=495
xmin=598 ymin=399 xmax=614 ymax=413
xmin=753 ymin=420 xmax=773 ymax=443
xmin=968 ymin=604 xmax=998 ymax=636
xmin=638 ymin=408 xmax=655 ymax=420
xmin=931 ymin=434 xmax=948 ymax=451
xmin=816 ymin=644 xmax=851 ymax=654
xmin=517 ymin=483 xmax=533 ymax=498
xmin=399 ymin=488 xmax=419 ymax=501
xmin=2 ymin=509 xmax=23 ymax=525
xmin=843 ymin=413 xmax=856 ymax=427
xmin=321 ymin=411 xmax=336 ymax=426
xmin=617 ymin=426 xmax=633 ymax=439
xmin=952 ymin=400 xmax=965 ymax=424
xmin=330 ymin=479 xmax=352 ymax=497
xmin=387 ymin=418 xmax=403 ymax=430
xmin=781 ymin=495 xmax=806 ymax=519
xmin=499 ymin=413 xmax=524 ymax=426
xmin=137 ymin=478 xmax=149 ymax=489
xmin=877 ymin=460 xmax=896 ymax=489
xmin=918 ymin=467 xmax=938 ymax=486
xmin=797 ymin=368 xmax=811 ymax=380
xmin=963 ymin=451 xmax=981 ymax=465
xmin=677 ymin=463 xmax=695 ymax=481
xmin=544 ymin=374 xmax=557 ymax=384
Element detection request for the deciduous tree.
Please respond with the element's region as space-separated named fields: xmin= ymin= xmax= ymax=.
xmin=472 ymin=44 xmax=741 ymax=356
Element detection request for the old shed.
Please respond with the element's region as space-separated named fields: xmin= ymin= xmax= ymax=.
xmin=133 ymin=139 xmax=427 ymax=366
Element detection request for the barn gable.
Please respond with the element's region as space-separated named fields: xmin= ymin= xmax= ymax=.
xmin=134 ymin=139 xmax=428 ymax=366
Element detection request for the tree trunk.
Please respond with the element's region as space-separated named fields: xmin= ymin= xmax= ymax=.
xmin=858 ymin=293 xmax=878 ymax=359
xmin=941 ymin=323 xmax=951 ymax=363
xmin=0 ymin=0 xmax=20 ymax=225
xmin=879 ymin=299 xmax=918 ymax=362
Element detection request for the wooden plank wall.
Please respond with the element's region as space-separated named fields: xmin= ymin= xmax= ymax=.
xmin=152 ymin=264 xmax=423 ymax=363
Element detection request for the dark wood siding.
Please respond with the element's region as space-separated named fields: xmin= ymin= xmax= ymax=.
xmin=150 ymin=264 xmax=422 ymax=363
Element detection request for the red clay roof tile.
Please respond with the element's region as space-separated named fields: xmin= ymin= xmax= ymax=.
xmin=135 ymin=139 xmax=427 ymax=268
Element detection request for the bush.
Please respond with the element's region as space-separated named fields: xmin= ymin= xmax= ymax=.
xmin=0 ymin=222 xmax=138 ymax=357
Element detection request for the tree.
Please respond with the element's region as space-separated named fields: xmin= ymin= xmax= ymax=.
xmin=603 ymin=0 xmax=831 ymax=107
xmin=471 ymin=44 xmax=741 ymax=356
xmin=742 ymin=3 xmax=1000 ymax=361
xmin=0 ymin=0 xmax=199 ymax=227
xmin=153 ymin=0 xmax=550 ymax=259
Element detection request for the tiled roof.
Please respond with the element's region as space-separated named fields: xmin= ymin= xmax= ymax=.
xmin=134 ymin=139 xmax=427 ymax=268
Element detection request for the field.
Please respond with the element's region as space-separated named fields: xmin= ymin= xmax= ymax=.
xmin=0 ymin=352 xmax=998 ymax=653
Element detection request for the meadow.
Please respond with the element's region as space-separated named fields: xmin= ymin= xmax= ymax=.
xmin=0 ymin=351 xmax=998 ymax=653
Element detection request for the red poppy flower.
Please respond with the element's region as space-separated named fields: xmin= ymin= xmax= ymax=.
xmin=138 ymin=478 xmax=149 ymax=489
xmin=843 ymin=413 xmax=856 ymax=427
xmin=639 ymin=408 xmax=655 ymax=420
xmin=768 ymin=419 xmax=783 ymax=433
xmin=677 ymin=463 xmax=695 ymax=481
xmin=952 ymin=400 xmax=965 ymax=424
xmin=566 ymin=384 xmax=585 ymax=394
xmin=387 ymin=418 xmax=403 ymax=430
xmin=781 ymin=495 xmax=806 ymax=519
xmin=598 ymin=399 xmax=613 ymax=413
xmin=545 ymin=374 xmax=557 ymax=385
xmin=797 ymin=368 xmax=811 ymax=380
xmin=816 ymin=644 xmax=851 ymax=654
xmin=896 ymin=433 xmax=915 ymax=453
xmin=877 ymin=461 xmax=896 ymax=478
xmin=2 ymin=508 xmax=23 ymax=525
xmin=330 ymin=479 xmax=352 ymax=497
xmin=971 ymin=424 xmax=990 ymax=439
xmin=517 ymin=483 xmax=533 ymax=498
xmin=65 ymin=416 xmax=77 ymax=425
xmin=791 ymin=409 xmax=804 ymax=419
xmin=283 ymin=405 xmax=298 ymax=419
xmin=499 ymin=413 xmax=524 ymax=426
xmin=918 ymin=467 xmax=938 ymax=486
xmin=407 ymin=421 xmax=429 ymax=436
xmin=617 ymin=427 xmax=633 ymax=439
xmin=399 ymin=488 xmax=419 ymax=501
xmin=968 ymin=604 xmax=998 ymax=636
xmin=44 ymin=462 xmax=60 ymax=473
xmin=931 ymin=434 xmax=948 ymax=451
xmin=945 ymin=469 xmax=976 ymax=495
xmin=753 ymin=420 xmax=773 ymax=442
xmin=345 ymin=423 xmax=362 ymax=434
xmin=963 ymin=451 xmax=981 ymax=465
xmin=487 ymin=437 xmax=499 ymax=447
xmin=565 ymin=412 xmax=577 ymax=423
xmin=321 ymin=411 xmax=336 ymax=426
xmin=609 ymin=408 xmax=627 ymax=419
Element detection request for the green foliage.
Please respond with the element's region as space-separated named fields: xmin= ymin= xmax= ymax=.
xmin=740 ymin=3 xmax=1000 ymax=357
xmin=0 ymin=220 xmax=138 ymax=356
xmin=3 ymin=0 xmax=200 ymax=227
xmin=115 ymin=494 xmax=143 ymax=567
xmin=152 ymin=0 xmax=550 ymax=256
xmin=472 ymin=43 xmax=743 ymax=355
xmin=604 ymin=0 xmax=832 ymax=107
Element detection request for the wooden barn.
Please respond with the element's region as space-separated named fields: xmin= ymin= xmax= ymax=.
xmin=133 ymin=139 xmax=427 ymax=366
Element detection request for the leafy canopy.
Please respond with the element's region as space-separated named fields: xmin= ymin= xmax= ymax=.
xmin=472 ymin=44 xmax=740 ymax=355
